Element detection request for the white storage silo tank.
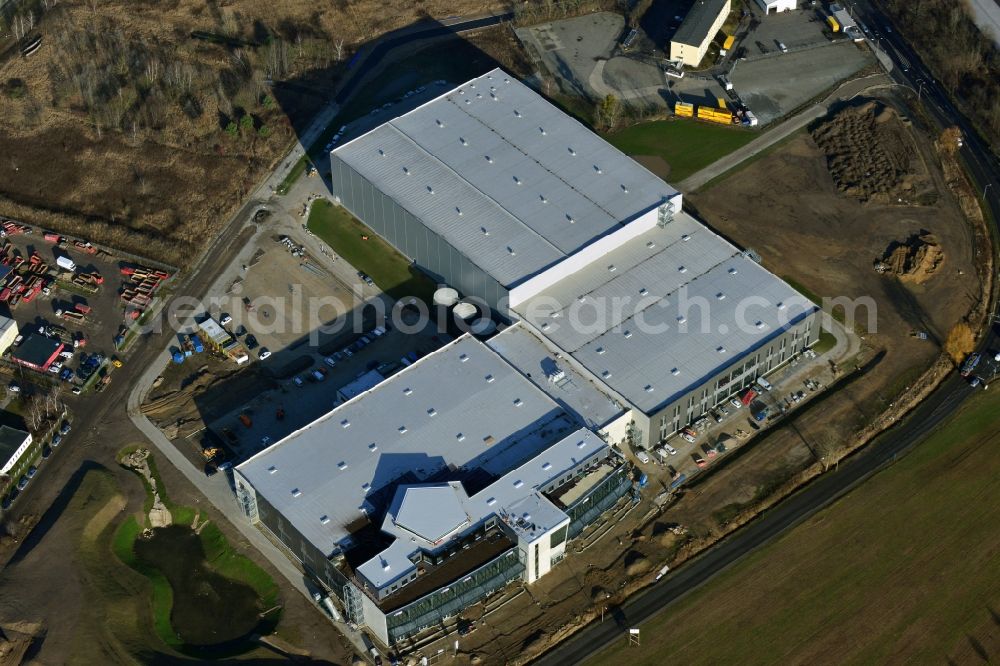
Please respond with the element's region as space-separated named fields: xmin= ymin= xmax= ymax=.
xmin=433 ymin=287 xmax=460 ymax=308
xmin=453 ymin=302 xmax=478 ymax=321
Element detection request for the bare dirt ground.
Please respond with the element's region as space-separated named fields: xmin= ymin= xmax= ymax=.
xmin=811 ymin=101 xmax=936 ymax=204
xmin=0 ymin=0 xmax=505 ymax=267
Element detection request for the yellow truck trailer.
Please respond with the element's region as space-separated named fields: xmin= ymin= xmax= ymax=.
xmin=674 ymin=102 xmax=694 ymax=118
xmin=827 ymin=15 xmax=840 ymax=32
xmin=696 ymin=106 xmax=736 ymax=125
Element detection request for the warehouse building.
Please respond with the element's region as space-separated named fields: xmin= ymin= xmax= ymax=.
xmin=670 ymin=0 xmax=731 ymax=66
xmin=234 ymin=335 xmax=633 ymax=646
xmin=9 ymin=333 xmax=63 ymax=372
xmin=242 ymin=70 xmax=824 ymax=647
xmin=514 ymin=211 xmax=819 ymax=447
xmin=755 ymin=0 xmax=797 ymax=14
xmin=330 ymin=69 xmax=681 ymax=316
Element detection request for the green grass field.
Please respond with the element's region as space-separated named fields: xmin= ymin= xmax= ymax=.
xmin=605 ymin=120 xmax=755 ymax=183
xmin=114 ymin=448 xmax=281 ymax=651
xmin=307 ymin=199 xmax=437 ymax=304
xmin=595 ymin=387 xmax=1000 ymax=665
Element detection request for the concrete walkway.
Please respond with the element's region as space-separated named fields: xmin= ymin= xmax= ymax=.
xmin=126 ymin=354 xmax=372 ymax=657
xmin=677 ymin=73 xmax=890 ymax=192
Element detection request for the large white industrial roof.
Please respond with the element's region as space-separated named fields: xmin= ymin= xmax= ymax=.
xmin=356 ymin=428 xmax=608 ymax=591
xmin=333 ymin=69 xmax=675 ymax=288
xmin=486 ymin=322 xmax=626 ymax=430
xmin=236 ymin=335 xmax=578 ymax=557
xmin=515 ymin=212 xmax=818 ymax=414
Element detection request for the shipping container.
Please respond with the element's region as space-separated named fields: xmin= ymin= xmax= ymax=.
xmin=674 ymin=101 xmax=695 ymax=117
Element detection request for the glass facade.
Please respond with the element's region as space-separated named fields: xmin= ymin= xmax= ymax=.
xmin=330 ymin=156 xmax=510 ymax=314
xmin=566 ymin=463 xmax=633 ymax=539
xmin=385 ymin=548 xmax=525 ymax=643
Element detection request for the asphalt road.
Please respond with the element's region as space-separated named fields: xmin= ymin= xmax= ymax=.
xmin=534 ymin=3 xmax=1000 ymax=663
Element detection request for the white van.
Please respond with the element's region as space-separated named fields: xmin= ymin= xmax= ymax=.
xmin=756 ymin=376 xmax=773 ymax=392
xmin=635 ymin=449 xmax=651 ymax=464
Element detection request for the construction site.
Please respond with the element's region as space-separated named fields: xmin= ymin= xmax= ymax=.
xmin=811 ymin=101 xmax=936 ymax=204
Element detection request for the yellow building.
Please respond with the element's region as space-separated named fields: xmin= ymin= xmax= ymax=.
xmin=670 ymin=0 xmax=731 ymax=67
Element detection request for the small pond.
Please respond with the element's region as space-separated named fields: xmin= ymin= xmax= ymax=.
xmin=133 ymin=525 xmax=262 ymax=646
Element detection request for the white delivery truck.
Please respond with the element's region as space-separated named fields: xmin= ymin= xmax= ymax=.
xmin=56 ymin=255 xmax=76 ymax=271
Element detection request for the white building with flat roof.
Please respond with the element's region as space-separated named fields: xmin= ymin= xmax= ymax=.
xmin=331 ymin=69 xmax=681 ymax=314
xmin=514 ymin=210 xmax=820 ymax=446
xmin=756 ymin=0 xmax=797 ymax=14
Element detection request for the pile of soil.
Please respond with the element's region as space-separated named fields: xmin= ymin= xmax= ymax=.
xmin=812 ymin=101 xmax=926 ymax=203
xmin=874 ymin=231 xmax=944 ymax=283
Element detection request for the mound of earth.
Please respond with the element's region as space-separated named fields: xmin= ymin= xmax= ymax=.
xmin=624 ymin=551 xmax=651 ymax=577
xmin=812 ymin=101 xmax=929 ymax=204
xmin=874 ymin=231 xmax=944 ymax=283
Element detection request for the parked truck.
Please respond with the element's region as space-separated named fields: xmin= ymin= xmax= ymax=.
xmin=960 ymin=352 xmax=981 ymax=378
xmin=56 ymin=255 xmax=76 ymax=271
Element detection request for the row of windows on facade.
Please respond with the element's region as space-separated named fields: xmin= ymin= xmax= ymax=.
xmin=657 ymin=326 xmax=812 ymax=438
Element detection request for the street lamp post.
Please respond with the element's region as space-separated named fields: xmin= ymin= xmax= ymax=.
xmin=917 ymin=80 xmax=925 ymax=100
xmin=985 ymin=182 xmax=994 ymax=200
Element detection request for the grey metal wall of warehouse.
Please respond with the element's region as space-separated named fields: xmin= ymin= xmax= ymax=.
xmin=634 ymin=310 xmax=821 ymax=447
xmin=330 ymin=154 xmax=510 ymax=313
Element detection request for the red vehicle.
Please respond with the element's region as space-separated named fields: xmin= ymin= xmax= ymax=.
xmin=740 ymin=388 xmax=758 ymax=406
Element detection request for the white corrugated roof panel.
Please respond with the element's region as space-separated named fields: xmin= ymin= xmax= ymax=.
xmin=236 ymin=335 xmax=578 ymax=557
xmin=357 ymin=428 xmax=608 ymax=590
xmin=486 ymin=322 xmax=627 ymax=430
xmin=333 ymin=69 xmax=675 ymax=288
xmin=516 ymin=213 xmax=819 ymax=414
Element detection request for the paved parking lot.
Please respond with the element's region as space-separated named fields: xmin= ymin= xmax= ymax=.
xmin=516 ymin=12 xmax=625 ymax=98
xmin=746 ymin=5 xmax=831 ymax=56
xmin=730 ymin=41 xmax=873 ymax=124
xmin=630 ymin=320 xmax=856 ymax=485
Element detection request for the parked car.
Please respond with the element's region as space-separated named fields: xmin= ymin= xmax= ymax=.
xmin=662 ymin=443 xmax=678 ymax=455
xmin=60 ymin=421 xmax=71 ymax=435
xmin=17 ymin=476 xmax=28 ymax=490
xmin=41 ymin=445 xmax=52 ymax=459
xmin=51 ymin=434 xmax=62 ymax=447
xmin=680 ymin=428 xmax=697 ymax=443
xmin=8 ymin=382 xmax=19 ymax=393
xmin=635 ymin=449 xmax=651 ymax=464
xmin=220 ymin=313 xmax=233 ymax=326
xmin=245 ymin=334 xmax=259 ymax=350
xmin=311 ymin=369 xmax=326 ymax=382
xmin=711 ymin=410 xmax=723 ymax=424
xmin=293 ymin=376 xmax=304 ymax=387
xmin=26 ymin=466 xmax=37 ymax=479
xmin=371 ymin=326 xmax=387 ymax=337
xmin=324 ymin=356 xmax=338 ymax=368
xmin=258 ymin=348 xmax=271 ymax=360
